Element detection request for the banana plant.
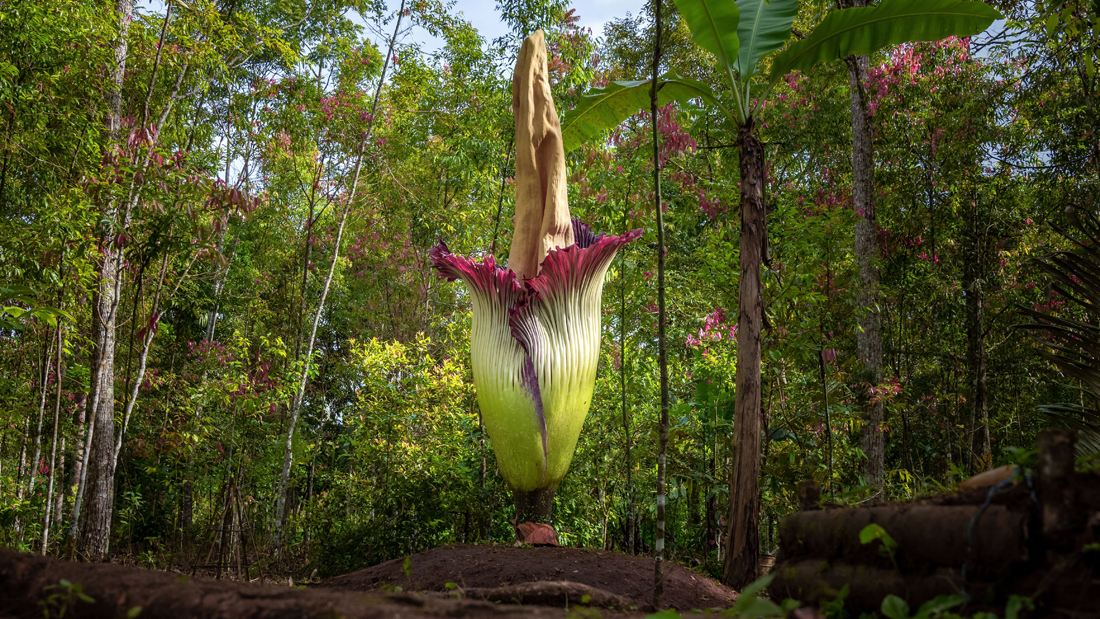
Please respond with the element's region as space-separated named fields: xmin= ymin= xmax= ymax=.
xmin=560 ymin=0 xmax=1000 ymax=588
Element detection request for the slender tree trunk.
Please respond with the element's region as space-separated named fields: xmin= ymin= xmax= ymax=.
xmin=67 ymin=392 xmax=86 ymax=543
xmin=55 ymin=439 xmax=66 ymax=532
xmin=42 ymin=323 xmax=65 ymax=554
xmin=963 ymin=196 xmax=990 ymax=471
xmin=78 ymin=0 xmax=133 ymax=561
xmin=26 ymin=333 xmax=54 ymax=498
xmin=650 ymin=0 xmax=670 ymax=606
xmin=113 ymin=249 xmax=170 ymax=471
xmin=620 ymin=231 xmax=634 ymax=555
xmin=16 ymin=416 xmax=29 ymax=501
xmin=705 ymin=406 xmax=716 ymax=558
xmin=841 ymin=1 xmax=885 ymax=494
xmin=13 ymin=414 xmax=30 ymax=539
xmin=273 ymin=0 xmax=404 ymax=549
xmin=722 ymin=119 xmax=765 ymax=590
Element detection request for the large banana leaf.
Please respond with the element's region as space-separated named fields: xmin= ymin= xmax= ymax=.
xmin=561 ymin=75 xmax=722 ymax=153
xmin=671 ymin=0 xmax=741 ymax=72
xmin=735 ymin=0 xmax=799 ymax=80
xmin=769 ymin=0 xmax=1002 ymax=84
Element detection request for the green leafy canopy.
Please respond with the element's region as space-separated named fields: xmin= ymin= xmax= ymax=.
xmin=769 ymin=0 xmax=1003 ymax=84
xmin=561 ymin=0 xmax=1002 ymax=153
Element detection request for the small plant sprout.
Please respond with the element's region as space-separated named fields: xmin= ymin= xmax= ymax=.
xmin=430 ymin=30 xmax=639 ymax=533
xmin=860 ymin=523 xmax=899 ymax=570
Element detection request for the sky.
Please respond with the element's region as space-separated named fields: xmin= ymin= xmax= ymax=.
xmin=401 ymin=0 xmax=645 ymax=51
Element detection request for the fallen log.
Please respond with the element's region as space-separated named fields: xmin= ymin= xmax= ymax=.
xmin=769 ymin=430 xmax=1100 ymax=616
xmin=778 ymin=504 xmax=1030 ymax=577
xmin=768 ymin=560 xmax=1000 ymax=610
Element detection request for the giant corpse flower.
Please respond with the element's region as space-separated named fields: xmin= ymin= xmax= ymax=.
xmin=429 ymin=31 xmax=640 ymax=530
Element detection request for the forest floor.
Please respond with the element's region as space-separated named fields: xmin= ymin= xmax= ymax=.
xmin=0 ymin=544 xmax=738 ymax=618
xmin=321 ymin=543 xmax=738 ymax=609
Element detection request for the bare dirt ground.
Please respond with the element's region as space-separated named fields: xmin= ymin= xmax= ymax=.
xmin=0 ymin=544 xmax=736 ymax=618
xmin=321 ymin=543 xmax=738 ymax=610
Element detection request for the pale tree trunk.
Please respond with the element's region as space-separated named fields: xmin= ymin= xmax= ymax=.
xmin=54 ymin=439 xmax=66 ymax=531
xmin=69 ymin=367 xmax=94 ymax=547
xmin=843 ymin=0 xmax=884 ymax=495
xmin=16 ymin=416 xmax=29 ymax=501
xmin=67 ymin=393 xmax=86 ymax=542
xmin=722 ymin=119 xmax=765 ymax=590
xmin=12 ymin=401 xmax=31 ymax=538
xmin=26 ymin=334 xmax=54 ymax=499
xmin=43 ymin=323 xmax=64 ymax=554
xmin=113 ymin=248 xmax=184 ymax=471
xmin=650 ymin=0 xmax=670 ymax=606
xmin=273 ymin=0 xmax=405 ymax=549
xmin=80 ymin=252 xmax=120 ymax=561
xmin=77 ymin=0 xmax=133 ymax=562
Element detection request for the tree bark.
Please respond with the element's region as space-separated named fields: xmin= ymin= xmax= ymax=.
xmin=42 ymin=323 xmax=65 ymax=554
xmin=963 ymin=196 xmax=990 ymax=471
xmin=722 ymin=119 xmax=765 ymax=590
xmin=842 ymin=0 xmax=884 ymax=494
xmin=620 ymin=237 xmax=634 ymax=555
xmin=650 ymin=0 xmax=670 ymax=606
xmin=77 ymin=0 xmax=133 ymax=562
xmin=26 ymin=333 xmax=54 ymax=501
xmin=67 ymin=392 xmax=86 ymax=542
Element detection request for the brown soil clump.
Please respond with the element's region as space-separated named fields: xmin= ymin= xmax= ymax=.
xmin=321 ymin=543 xmax=737 ymax=610
xmin=0 ymin=547 xmax=632 ymax=618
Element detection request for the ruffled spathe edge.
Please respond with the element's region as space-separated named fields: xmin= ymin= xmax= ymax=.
xmin=428 ymin=240 xmax=524 ymax=304
xmin=429 ymin=220 xmax=641 ymax=488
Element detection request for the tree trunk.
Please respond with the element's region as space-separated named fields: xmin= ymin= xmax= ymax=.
xmin=26 ymin=333 xmax=54 ymax=498
xmin=842 ymin=4 xmax=884 ymax=494
xmin=68 ymin=392 xmax=86 ymax=538
xmin=620 ymin=248 xmax=634 ymax=555
xmin=42 ymin=323 xmax=65 ymax=554
xmin=963 ymin=196 xmax=990 ymax=471
xmin=722 ymin=119 xmax=765 ymax=590
xmin=113 ymin=249 xmax=170 ymax=471
xmin=650 ymin=0 xmax=670 ymax=606
xmin=55 ymin=438 xmax=66 ymax=532
xmin=77 ymin=0 xmax=133 ymax=561
xmin=80 ymin=252 xmax=120 ymax=561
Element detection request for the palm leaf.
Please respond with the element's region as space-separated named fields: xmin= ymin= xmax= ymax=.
xmin=561 ymin=75 xmax=722 ymax=153
xmin=1039 ymin=404 xmax=1100 ymax=457
xmin=769 ymin=0 xmax=1002 ymax=84
xmin=735 ymin=0 xmax=799 ymax=80
xmin=1018 ymin=208 xmax=1100 ymax=456
xmin=671 ymin=0 xmax=741 ymax=72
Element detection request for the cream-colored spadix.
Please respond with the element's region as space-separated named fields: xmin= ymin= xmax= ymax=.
xmin=429 ymin=31 xmax=640 ymax=522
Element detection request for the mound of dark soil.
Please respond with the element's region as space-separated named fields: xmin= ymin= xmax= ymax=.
xmin=321 ymin=543 xmax=738 ymax=610
xmin=0 ymin=547 xmax=600 ymax=619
